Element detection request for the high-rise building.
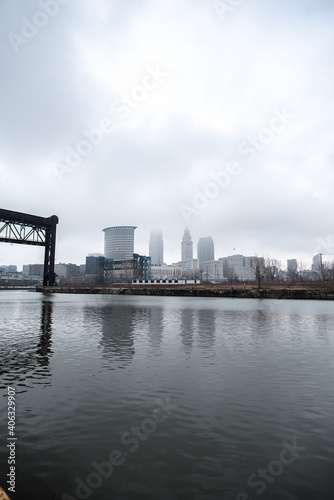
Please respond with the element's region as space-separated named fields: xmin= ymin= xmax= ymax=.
xmin=312 ymin=254 xmax=322 ymax=275
xmin=5 ymin=265 xmax=17 ymax=273
xmin=181 ymin=228 xmax=193 ymax=262
xmin=28 ymin=264 xmax=44 ymax=276
xmin=287 ymin=259 xmax=297 ymax=272
xmin=219 ymin=254 xmax=261 ymax=281
xmin=149 ymin=229 xmax=163 ymax=265
xmin=103 ymin=226 xmax=137 ymax=260
xmin=197 ymin=237 xmax=214 ymax=263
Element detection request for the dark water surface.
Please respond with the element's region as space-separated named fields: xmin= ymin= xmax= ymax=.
xmin=0 ymin=290 xmax=334 ymax=500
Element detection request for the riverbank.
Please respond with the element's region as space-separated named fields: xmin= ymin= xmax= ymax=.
xmin=36 ymin=283 xmax=334 ymax=300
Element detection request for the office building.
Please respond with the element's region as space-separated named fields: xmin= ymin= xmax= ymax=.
xmin=197 ymin=237 xmax=214 ymax=263
xmin=181 ymin=228 xmax=193 ymax=262
xmin=103 ymin=226 xmax=136 ymax=260
xmin=182 ymin=258 xmax=201 ymax=278
xmin=149 ymin=229 xmax=163 ymax=265
xmin=150 ymin=264 xmax=182 ymax=279
xmin=55 ymin=263 xmax=81 ymax=278
xmin=28 ymin=264 xmax=44 ymax=276
xmin=312 ymin=254 xmax=322 ymax=272
xmin=219 ymin=254 xmax=260 ymax=281
xmin=287 ymin=259 xmax=297 ymax=272
xmin=5 ymin=265 xmax=17 ymax=273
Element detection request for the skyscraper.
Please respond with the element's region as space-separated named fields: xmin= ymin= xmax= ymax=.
xmin=312 ymin=254 xmax=322 ymax=275
xmin=103 ymin=226 xmax=136 ymax=260
xmin=287 ymin=259 xmax=297 ymax=272
xmin=181 ymin=228 xmax=193 ymax=262
xmin=197 ymin=237 xmax=214 ymax=263
xmin=149 ymin=229 xmax=163 ymax=265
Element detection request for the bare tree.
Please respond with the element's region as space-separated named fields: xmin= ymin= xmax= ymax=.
xmin=122 ymin=260 xmax=135 ymax=284
xmin=316 ymin=260 xmax=334 ymax=282
xmin=190 ymin=269 xmax=202 ymax=281
xmin=252 ymin=256 xmax=266 ymax=289
xmin=226 ymin=266 xmax=239 ymax=284
xmin=297 ymin=261 xmax=309 ymax=282
xmin=287 ymin=265 xmax=299 ymax=282
xmin=286 ymin=261 xmax=310 ymax=282
xmin=265 ymin=257 xmax=282 ymax=282
xmin=328 ymin=260 xmax=334 ymax=281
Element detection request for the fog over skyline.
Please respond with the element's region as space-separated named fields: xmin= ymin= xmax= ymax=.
xmin=1 ymin=0 xmax=333 ymax=270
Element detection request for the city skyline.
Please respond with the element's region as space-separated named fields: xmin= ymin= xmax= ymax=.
xmin=1 ymin=220 xmax=332 ymax=273
xmin=2 ymin=215 xmax=333 ymax=270
xmin=1 ymin=1 xmax=333 ymax=269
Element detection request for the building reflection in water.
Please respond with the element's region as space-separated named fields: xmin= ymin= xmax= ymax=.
xmin=99 ymin=305 xmax=136 ymax=369
xmin=196 ymin=309 xmax=217 ymax=352
xmin=36 ymin=299 xmax=53 ymax=366
xmin=0 ymin=298 xmax=54 ymax=391
xmin=146 ymin=307 xmax=164 ymax=350
xmin=180 ymin=308 xmax=195 ymax=355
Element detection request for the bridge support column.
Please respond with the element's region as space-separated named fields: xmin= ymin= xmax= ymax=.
xmin=43 ymin=215 xmax=58 ymax=286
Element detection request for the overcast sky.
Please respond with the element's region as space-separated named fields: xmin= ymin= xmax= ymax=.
xmin=1 ymin=0 xmax=333 ymax=270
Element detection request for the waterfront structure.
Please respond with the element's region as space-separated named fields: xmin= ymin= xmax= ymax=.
xmin=132 ymin=278 xmax=199 ymax=285
xmin=103 ymin=226 xmax=136 ymax=260
xmin=0 ymin=208 xmax=58 ymax=286
xmin=197 ymin=237 xmax=214 ymax=263
xmin=0 ymin=270 xmax=24 ymax=285
xmin=149 ymin=229 xmax=163 ymax=265
xmin=181 ymin=228 xmax=193 ymax=262
xmin=86 ymin=253 xmax=151 ymax=284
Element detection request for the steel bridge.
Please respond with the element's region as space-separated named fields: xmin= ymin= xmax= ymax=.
xmin=0 ymin=208 xmax=58 ymax=286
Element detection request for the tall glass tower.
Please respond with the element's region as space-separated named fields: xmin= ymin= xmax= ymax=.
xmin=149 ymin=229 xmax=163 ymax=265
xmin=197 ymin=237 xmax=214 ymax=263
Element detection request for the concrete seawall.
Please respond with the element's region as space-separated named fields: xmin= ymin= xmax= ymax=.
xmin=36 ymin=285 xmax=334 ymax=300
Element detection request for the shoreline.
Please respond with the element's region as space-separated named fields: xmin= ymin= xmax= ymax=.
xmin=36 ymin=283 xmax=334 ymax=300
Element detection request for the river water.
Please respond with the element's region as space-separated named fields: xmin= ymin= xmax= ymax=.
xmin=0 ymin=290 xmax=333 ymax=500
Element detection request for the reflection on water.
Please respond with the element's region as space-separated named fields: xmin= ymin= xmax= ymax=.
xmin=36 ymin=300 xmax=53 ymax=366
xmin=146 ymin=306 xmax=164 ymax=350
xmin=0 ymin=296 xmax=54 ymax=390
xmin=99 ymin=305 xmax=136 ymax=369
xmin=180 ymin=308 xmax=195 ymax=354
xmin=197 ymin=308 xmax=216 ymax=351
xmin=0 ymin=293 xmax=334 ymax=500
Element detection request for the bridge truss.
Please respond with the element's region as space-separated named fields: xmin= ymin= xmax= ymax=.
xmin=0 ymin=208 xmax=58 ymax=286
